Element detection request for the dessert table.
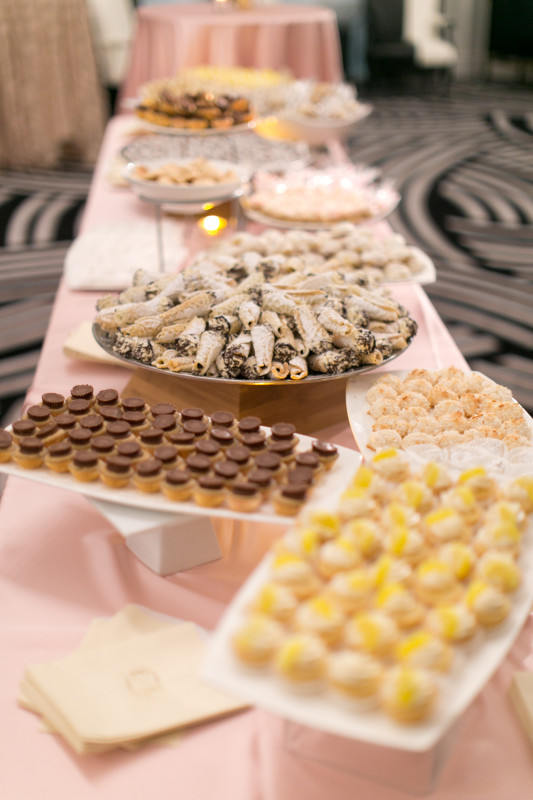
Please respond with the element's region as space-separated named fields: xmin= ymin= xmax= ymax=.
xmin=120 ymin=2 xmax=344 ymax=105
xmin=1 ymin=114 xmax=533 ymax=799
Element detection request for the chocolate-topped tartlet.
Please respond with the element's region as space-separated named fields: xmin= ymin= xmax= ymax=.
xmin=237 ymin=416 xmax=262 ymax=438
xmin=123 ymin=410 xmax=150 ymax=434
xmin=273 ymin=483 xmax=308 ymax=516
xmin=226 ymin=444 xmax=252 ymax=471
xmin=195 ymin=439 xmax=221 ymax=461
xmin=79 ymin=414 xmax=105 ymax=435
xmin=54 ymin=413 xmax=77 ymax=432
xmin=44 ymin=439 xmax=72 ymax=473
xmin=247 ymin=468 xmax=273 ymax=494
xmin=227 ymin=480 xmax=262 ymax=512
xmin=183 ymin=419 xmax=208 ymax=439
xmin=153 ymin=444 xmax=180 ymax=470
xmin=12 ymin=419 xmax=37 ymax=442
xmin=210 ymin=427 xmax=234 ymax=448
xmin=185 ymin=453 xmax=212 ymax=477
xmin=181 ymin=407 xmax=205 ymax=423
xmin=241 ymin=432 xmax=267 ymax=453
xmin=162 ymin=468 xmax=194 ymax=501
xmin=26 ymin=405 xmax=52 ymax=426
xmin=100 ymin=455 xmax=132 ymax=488
xmin=311 ymin=440 xmax=339 ymax=469
xmin=95 ymin=388 xmax=120 ymax=409
xmin=35 ymin=420 xmax=62 ymax=445
xmin=134 ymin=457 xmax=164 ymax=492
xmin=0 ymin=430 xmax=14 ymax=462
xmin=91 ymin=435 xmax=116 ymax=456
xmin=266 ymin=439 xmax=296 ymax=462
xmin=69 ymin=384 xmax=94 ymax=404
xmin=167 ymin=430 xmax=196 ymax=455
xmin=214 ymin=459 xmax=240 ymax=483
xmin=193 ymin=474 xmax=226 ymax=507
xmin=106 ymin=420 xmax=133 ymax=442
xmin=41 ymin=392 xmax=66 ymax=415
xmin=14 ymin=437 xmax=44 ymax=469
xmin=116 ymin=439 xmax=144 ymax=463
xmin=150 ymin=402 xmax=177 ymax=419
xmin=294 ymin=452 xmax=323 ymax=474
xmin=68 ymin=428 xmax=93 ymax=450
xmin=67 ymin=399 xmax=91 ymax=418
xmin=286 ymin=466 xmax=315 ymax=487
xmin=69 ymin=449 xmax=99 ymax=481
xmin=210 ymin=410 xmax=235 ymax=429
xmin=139 ymin=427 xmax=165 ymax=452
xmin=122 ymin=397 xmax=147 ymax=414
xmin=100 ymin=406 xmax=124 ymax=422
xmin=255 ymin=451 xmax=283 ymax=476
xmin=269 ymin=422 xmax=296 ymax=442
xmin=153 ymin=414 xmax=178 ymax=434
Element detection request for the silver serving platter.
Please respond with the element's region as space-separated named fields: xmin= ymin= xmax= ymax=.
xmin=93 ymin=322 xmax=412 ymax=387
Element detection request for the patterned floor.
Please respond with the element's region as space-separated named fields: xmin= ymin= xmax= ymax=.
xmin=0 ymin=81 xmax=532 ymax=422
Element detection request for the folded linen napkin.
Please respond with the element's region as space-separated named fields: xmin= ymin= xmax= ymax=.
xmin=19 ymin=606 xmax=248 ymax=755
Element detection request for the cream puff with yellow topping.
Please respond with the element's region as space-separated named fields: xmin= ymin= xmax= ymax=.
xmin=327 ymin=650 xmax=383 ymax=707
xmin=395 ymin=630 xmax=453 ymax=673
xmin=475 ymin=551 xmax=521 ymax=594
xmin=232 ymin=615 xmax=285 ymax=669
xmin=423 ymin=507 xmax=469 ymax=545
xmin=251 ymin=583 xmax=298 ymax=623
xmin=415 ymin=559 xmax=462 ymax=606
xmin=427 ymin=603 xmax=478 ymax=645
xmin=327 ymin=568 xmax=374 ymax=614
xmin=274 ymin=634 xmax=327 ymax=692
xmin=345 ymin=611 xmax=400 ymax=659
xmin=295 ymin=595 xmax=345 ymax=646
xmin=381 ymin=666 xmax=438 ymax=723
xmin=457 ymin=467 xmax=497 ymax=502
xmin=465 ymin=580 xmax=511 ymax=628
xmin=370 ymin=449 xmax=410 ymax=482
xmin=270 ymin=551 xmax=322 ymax=599
xmin=375 ymin=583 xmax=425 ymax=629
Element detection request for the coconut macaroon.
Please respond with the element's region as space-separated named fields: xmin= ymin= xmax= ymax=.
xmin=395 ymin=630 xmax=453 ymax=673
xmin=232 ymin=614 xmax=285 ymax=669
xmin=327 ymin=650 xmax=383 ymax=705
xmin=368 ymin=429 xmax=403 ymax=452
xmin=381 ymin=665 xmax=438 ymax=723
xmin=427 ymin=604 xmax=478 ymax=645
xmin=345 ymin=611 xmax=400 ymax=658
xmin=465 ymin=580 xmax=511 ymax=628
xmin=475 ymin=551 xmax=521 ymax=593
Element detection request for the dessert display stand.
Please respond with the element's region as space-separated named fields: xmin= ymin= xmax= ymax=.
xmin=89 ymin=497 xmax=222 ymax=576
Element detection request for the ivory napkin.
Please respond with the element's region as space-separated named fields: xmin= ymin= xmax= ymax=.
xmin=19 ymin=606 xmax=248 ymax=755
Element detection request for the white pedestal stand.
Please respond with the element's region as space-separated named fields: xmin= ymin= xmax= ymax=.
xmin=90 ymin=498 xmax=222 ymax=575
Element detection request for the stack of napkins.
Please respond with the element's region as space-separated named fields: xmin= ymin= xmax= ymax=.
xmin=19 ymin=606 xmax=248 ymax=755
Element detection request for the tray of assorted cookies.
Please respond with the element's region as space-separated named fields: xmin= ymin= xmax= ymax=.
xmin=0 ymin=383 xmax=360 ymax=525
xmin=202 ymin=448 xmax=533 ymax=750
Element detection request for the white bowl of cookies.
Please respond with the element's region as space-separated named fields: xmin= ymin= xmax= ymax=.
xmin=123 ymin=157 xmax=251 ymax=204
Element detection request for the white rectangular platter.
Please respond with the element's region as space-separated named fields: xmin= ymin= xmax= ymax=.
xmin=0 ymin=432 xmax=360 ymax=527
xmin=202 ymin=521 xmax=533 ymax=752
xmin=345 ymin=368 xmax=533 ymax=470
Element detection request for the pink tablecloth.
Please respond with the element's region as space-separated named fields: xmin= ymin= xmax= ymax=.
xmin=1 ymin=116 xmax=532 ymax=799
xmin=120 ymin=3 xmax=343 ymax=102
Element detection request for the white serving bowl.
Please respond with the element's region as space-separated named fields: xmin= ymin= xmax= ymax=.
xmin=123 ymin=158 xmax=251 ymax=204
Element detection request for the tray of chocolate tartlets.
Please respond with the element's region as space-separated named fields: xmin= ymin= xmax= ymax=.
xmin=0 ymin=384 xmax=360 ymax=524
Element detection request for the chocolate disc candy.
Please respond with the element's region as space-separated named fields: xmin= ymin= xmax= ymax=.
xmin=255 ymin=451 xmax=282 ymax=471
xmin=100 ymin=406 xmax=124 ymax=422
xmin=27 ymin=405 xmax=51 ymax=424
xmin=312 ymin=441 xmax=338 ymax=458
xmin=68 ymin=428 xmax=92 ymax=447
xmin=153 ymin=445 xmax=179 ymax=465
xmin=0 ymin=430 xmax=13 ymax=449
xmin=280 ymin=484 xmax=307 ymax=502
xmin=96 ymin=389 xmax=119 ymax=407
xmin=41 ymin=392 xmax=65 ymax=410
xmin=241 ymin=432 xmax=266 ymax=452
xmin=247 ymin=468 xmax=273 ymax=489
xmin=183 ymin=419 xmax=208 ymax=437
xmin=267 ymin=440 xmax=295 ymax=457
xmin=122 ymin=397 xmax=146 ymax=413
xmin=13 ymin=419 xmax=36 ymax=437
xmin=185 ymin=454 xmax=212 ymax=475
xmin=181 ymin=407 xmax=205 ymax=422
xmin=165 ymin=468 xmax=191 ymax=486
xmin=73 ymin=450 xmax=98 ymax=468
xmin=136 ymin=458 xmax=163 ymax=477
xmin=117 ymin=440 xmax=143 ymax=459
xmin=150 ymin=403 xmax=177 ymax=418
xmin=230 ymin=481 xmax=259 ymax=497
xmin=54 ymin=413 xmax=77 ymax=431
xmin=295 ymin=452 xmax=321 ymax=470
xmin=214 ymin=460 xmax=239 ymax=480
xmin=80 ymin=414 xmax=104 ymax=433
xmin=286 ymin=466 xmax=314 ymax=486
xmin=123 ymin=411 xmax=147 ymax=430
xmin=91 ymin=435 xmax=116 ymax=454
xmin=105 ymin=455 xmax=132 ymax=474
xmin=270 ymin=422 xmax=296 ymax=441
xmin=210 ymin=427 xmax=234 ymax=446
xmin=153 ymin=414 xmax=177 ymax=432
xmin=19 ymin=437 xmax=43 ymax=454
xmin=226 ymin=445 xmax=251 ymax=466
xmin=167 ymin=430 xmax=195 ymax=447
xmin=238 ymin=416 xmax=261 ymax=435
xmin=106 ymin=420 xmax=132 ymax=441
xmin=48 ymin=440 xmax=71 ymax=458
xmin=67 ymin=399 xmax=91 ymax=417
xmin=35 ymin=421 xmax=59 ymax=440
xmin=197 ymin=475 xmax=225 ymax=492
xmin=139 ymin=428 xmax=164 ymax=447
xmin=70 ymin=384 xmax=94 ymax=401
xmin=210 ymin=411 xmax=234 ymax=428
xmin=195 ymin=439 xmax=221 ymax=458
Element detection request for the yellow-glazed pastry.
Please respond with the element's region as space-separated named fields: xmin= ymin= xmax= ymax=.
xmin=441 ymin=486 xmax=481 ymax=525
xmin=438 ymin=542 xmax=476 ymax=581
xmin=345 ymin=611 xmax=399 ymax=658
xmin=338 ymin=486 xmax=377 ymax=519
xmin=382 ymin=502 xmax=420 ymax=531
xmin=395 ymin=630 xmax=453 ymax=672
xmin=295 ymin=595 xmax=345 ymax=646
xmin=423 ymin=507 xmax=468 ymax=545
xmin=349 ymin=465 xmax=389 ymax=501
xmin=474 ymin=517 xmax=522 ymax=557
xmin=251 ymin=583 xmax=298 ymax=623
xmin=485 ymin=501 xmax=526 ymax=532
xmin=503 ymin=476 xmax=533 ymax=513
xmin=283 ymin=526 xmax=323 ymax=560
xmin=381 ymin=666 xmax=438 ymax=723
xmin=342 ymin=518 xmax=382 ymax=560
xmin=270 ymin=551 xmax=321 ymax=598
xmin=427 ymin=604 xmax=478 ymax=644
xmin=274 ymin=634 xmax=327 ymax=691
xmin=458 ymin=467 xmax=496 ymax=502
xmin=372 ymin=555 xmax=412 ymax=588
xmin=327 ymin=569 xmax=373 ymax=613
xmin=370 ymin=449 xmax=410 ymax=482
xmin=422 ymin=461 xmax=453 ymax=493
xmin=466 ymin=580 xmax=511 ymax=628
xmin=415 ymin=559 xmax=461 ymax=606
xmin=385 ymin=527 xmax=427 ymax=565
xmin=392 ymin=481 xmax=434 ymax=513
xmin=327 ymin=650 xmax=383 ymax=704
xmin=475 ymin=552 xmax=521 ymax=593
xmin=232 ymin=615 xmax=285 ymax=668
xmin=302 ymin=509 xmax=342 ymax=539
xmin=317 ymin=536 xmax=361 ymax=579
xmin=375 ymin=583 xmax=424 ymax=629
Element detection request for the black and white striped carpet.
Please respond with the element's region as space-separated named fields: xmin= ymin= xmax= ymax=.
xmin=0 ymin=81 xmax=532 ymax=422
